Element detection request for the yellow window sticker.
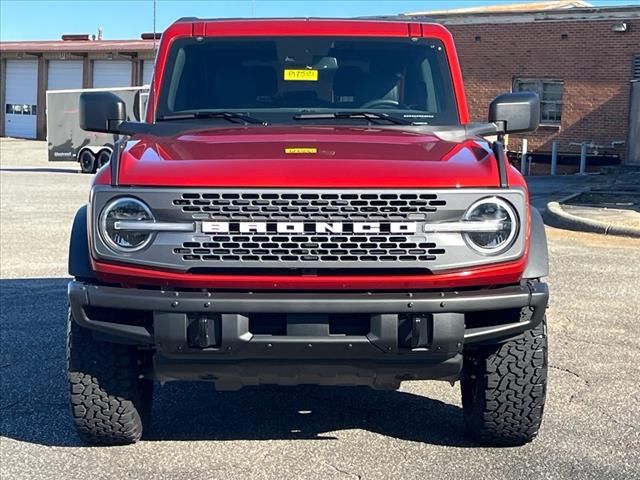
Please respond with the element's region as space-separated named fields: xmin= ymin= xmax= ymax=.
xmin=283 ymin=69 xmax=318 ymax=81
xmin=285 ymin=147 xmax=317 ymax=154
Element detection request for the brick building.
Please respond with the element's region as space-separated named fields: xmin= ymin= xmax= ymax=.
xmin=405 ymin=1 xmax=640 ymax=163
xmin=0 ymin=35 xmax=155 ymax=140
xmin=1 ymin=3 xmax=639 ymax=163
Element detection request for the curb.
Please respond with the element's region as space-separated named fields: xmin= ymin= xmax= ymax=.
xmin=545 ymin=201 xmax=640 ymax=238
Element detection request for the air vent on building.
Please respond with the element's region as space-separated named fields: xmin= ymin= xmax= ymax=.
xmin=61 ymin=34 xmax=90 ymax=41
xmin=634 ymin=55 xmax=640 ymax=80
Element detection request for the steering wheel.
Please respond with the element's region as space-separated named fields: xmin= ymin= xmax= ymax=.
xmin=359 ymin=99 xmax=400 ymax=109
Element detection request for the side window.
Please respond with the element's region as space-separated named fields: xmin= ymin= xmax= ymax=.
xmin=513 ymin=78 xmax=564 ymax=125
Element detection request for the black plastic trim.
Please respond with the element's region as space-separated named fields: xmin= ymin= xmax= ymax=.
xmin=69 ymin=282 xmax=547 ymax=314
xmin=523 ymin=207 xmax=549 ymax=279
xmin=110 ymin=136 xmax=121 ymax=186
xmin=153 ymin=356 xmax=463 ymax=389
xmin=68 ymin=283 xmax=152 ymax=343
xmin=68 ymin=281 xmax=548 ymax=347
xmin=492 ymin=140 xmax=509 ymax=188
xmin=68 ymin=206 xmax=97 ymax=280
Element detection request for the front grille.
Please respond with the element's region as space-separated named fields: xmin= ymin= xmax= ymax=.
xmin=173 ymin=192 xmax=446 ymax=221
xmin=174 ymin=235 xmax=445 ymax=263
xmin=91 ymin=187 xmax=528 ymax=273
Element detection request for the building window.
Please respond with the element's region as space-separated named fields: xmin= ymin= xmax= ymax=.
xmin=513 ymin=78 xmax=564 ymax=125
xmin=634 ymin=55 xmax=640 ymax=80
xmin=4 ymin=104 xmax=37 ymax=115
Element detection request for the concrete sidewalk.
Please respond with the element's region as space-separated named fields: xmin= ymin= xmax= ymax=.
xmin=527 ymin=168 xmax=640 ymax=238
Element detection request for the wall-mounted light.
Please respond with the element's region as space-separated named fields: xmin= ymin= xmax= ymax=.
xmin=612 ymin=23 xmax=629 ymax=33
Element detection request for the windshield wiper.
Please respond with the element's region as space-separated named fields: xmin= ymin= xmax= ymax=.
xmin=156 ymin=111 xmax=266 ymax=125
xmin=293 ymin=111 xmax=413 ymax=125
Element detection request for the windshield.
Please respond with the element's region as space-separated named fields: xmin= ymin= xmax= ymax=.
xmin=157 ymin=36 xmax=459 ymax=125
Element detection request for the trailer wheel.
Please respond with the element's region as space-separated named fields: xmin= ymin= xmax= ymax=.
xmin=97 ymin=149 xmax=112 ymax=169
xmin=79 ymin=150 xmax=96 ymax=174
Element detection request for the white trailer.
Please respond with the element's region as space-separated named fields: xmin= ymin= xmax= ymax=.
xmin=46 ymin=86 xmax=149 ymax=173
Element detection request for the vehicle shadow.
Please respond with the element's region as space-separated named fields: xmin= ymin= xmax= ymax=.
xmin=0 ymin=278 xmax=471 ymax=448
xmin=0 ymin=167 xmax=80 ymax=174
xmin=144 ymin=382 xmax=469 ymax=445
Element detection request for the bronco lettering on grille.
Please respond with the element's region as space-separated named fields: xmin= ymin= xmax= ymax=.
xmin=201 ymin=222 xmax=418 ymax=234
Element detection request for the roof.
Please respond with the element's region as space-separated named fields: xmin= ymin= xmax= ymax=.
xmin=404 ymin=2 xmax=640 ymax=24
xmin=172 ymin=16 xmax=416 ymax=23
xmin=406 ymin=0 xmax=592 ymax=15
xmin=1 ymin=18 xmax=433 ymax=52
xmin=0 ymin=39 xmax=155 ymax=53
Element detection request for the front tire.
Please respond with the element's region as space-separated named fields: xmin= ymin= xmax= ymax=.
xmin=461 ymin=316 xmax=548 ymax=446
xmin=67 ymin=311 xmax=153 ymax=445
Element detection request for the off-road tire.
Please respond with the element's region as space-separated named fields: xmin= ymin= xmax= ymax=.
xmin=67 ymin=310 xmax=153 ymax=445
xmin=461 ymin=316 xmax=547 ymax=446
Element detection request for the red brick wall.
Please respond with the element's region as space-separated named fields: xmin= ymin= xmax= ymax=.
xmin=447 ymin=19 xmax=640 ymax=158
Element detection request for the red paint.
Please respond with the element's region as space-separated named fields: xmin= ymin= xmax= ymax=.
xmin=93 ymin=256 xmax=528 ymax=291
xmin=146 ymin=19 xmax=469 ymax=124
xmin=115 ymin=126 xmax=503 ymax=188
xmin=91 ymin=18 xmax=529 ymax=289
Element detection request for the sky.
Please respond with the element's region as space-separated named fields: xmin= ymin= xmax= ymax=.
xmin=1 ymin=0 xmax=638 ymax=41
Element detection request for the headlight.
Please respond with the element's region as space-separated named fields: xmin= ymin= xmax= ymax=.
xmin=463 ymin=197 xmax=518 ymax=255
xmin=99 ymin=197 xmax=154 ymax=252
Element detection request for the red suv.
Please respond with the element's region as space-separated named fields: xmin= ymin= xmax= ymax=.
xmin=67 ymin=18 xmax=549 ymax=446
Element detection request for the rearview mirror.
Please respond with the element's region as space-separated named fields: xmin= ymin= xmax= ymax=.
xmin=488 ymin=92 xmax=540 ymax=134
xmin=311 ymin=56 xmax=339 ymax=70
xmin=79 ymin=92 xmax=126 ymax=133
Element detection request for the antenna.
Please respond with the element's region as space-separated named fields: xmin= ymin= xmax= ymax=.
xmin=151 ymin=0 xmax=157 ymax=124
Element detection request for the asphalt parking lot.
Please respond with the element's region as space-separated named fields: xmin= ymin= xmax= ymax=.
xmin=1 ymin=138 xmax=639 ymax=479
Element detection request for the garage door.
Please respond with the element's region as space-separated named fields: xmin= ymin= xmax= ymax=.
xmin=93 ymin=60 xmax=132 ymax=88
xmin=142 ymin=60 xmax=155 ymax=85
xmin=47 ymin=60 xmax=83 ymax=91
xmin=4 ymin=59 xmax=38 ymax=139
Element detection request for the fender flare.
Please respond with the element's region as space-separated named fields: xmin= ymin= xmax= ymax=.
xmin=68 ymin=205 xmax=96 ymax=280
xmin=523 ymin=207 xmax=549 ymax=279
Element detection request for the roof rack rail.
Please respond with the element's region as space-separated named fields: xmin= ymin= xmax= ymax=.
xmin=172 ymin=16 xmax=441 ymax=24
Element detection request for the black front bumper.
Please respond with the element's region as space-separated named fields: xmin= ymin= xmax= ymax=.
xmin=68 ymin=281 xmax=548 ymax=389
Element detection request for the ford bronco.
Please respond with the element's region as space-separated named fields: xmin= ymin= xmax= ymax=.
xmin=67 ymin=18 xmax=549 ymax=446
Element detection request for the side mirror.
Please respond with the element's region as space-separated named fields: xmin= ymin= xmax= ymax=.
xmin=489 ymin=92 xmax=540 ymax=134
xmin=79 ymin=92 xmax=126 ymax=133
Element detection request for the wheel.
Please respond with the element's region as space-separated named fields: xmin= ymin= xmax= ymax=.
xmin=78 ymin=150 xmax=96 ymax=174
xmin=96 ymin=149 xmax=111 ymax=169
xmin=67 ymin=310 xmax=153 ymax=445
xmin=460 ymin=316 xmax=548 ymax=446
